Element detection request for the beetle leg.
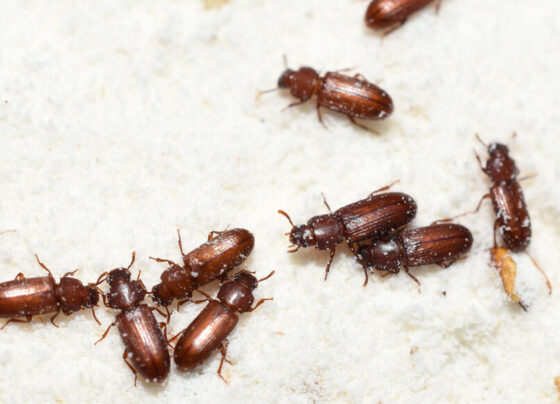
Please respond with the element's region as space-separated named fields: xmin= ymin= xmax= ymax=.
xmin=217 ymin=341 xmax=232 ymax=384
xmin=353 ymin=73 xmax=368 ymax=81
xmin=246 ymin=298 xmax=273 ymax=312
xmin=369 ymin=180 xmax=400 ymax=196
xmin=137 ymin=276 xmax=148 ymax=293
xmin=94 ymin=322 xmax=115 ymax=345
xmin=34 ymin=254 xmax=54 ymax=278
xmin=437 ymin=259 xmax=456 ymax=269
xmin=0 ymin=229 xmax=16 ymax=235
xmin=524 ymin=250 xmax=552 ymax=295
xmin=91 ymin=306 xmax=102 ymax=326
xmin=324 ymin=248 xmax=337 ymax=281
xmin=517 ymin=172 xmax=538 ymax=182
xmin=176 ymin=229 xmax=186 ymax=257
xmin=403 ymin=265 xmax=421 ymax=293
xmin=62 ymin=268 xmax=80 ymax=278
xmin=149 ymin=256 xmax=180 ymax=267
xmin=320 ymin=193 xmax=333 ymax=213
xmin=316 ymin=105 xmax=328 ymax=129
xmin=122 ymin=350 xmax=138 ymax=387
xmin=1 ymin=315 xmax=32 ymax=330
xmin=435 ymin=0 xmax=442 ymax=12
xmin=14 ymin=272 xmax=25 ymax=280
xmin=50 ymin=311 xmax=61 ymax=328
xmin=347 ymin=115 xmax=377 ymax=133
xmin=150 ymin=306 xmax=168 ymax=320
xmin=433 ymin=193 xmax=490 ymax=224
xmin=347 ymin=242 xmax=369 ymax=287
xmin=282 ymin=100 xmax=306 ymax=112
xmin=383 ymin=19 xmax=406 ymax=36
xmin=168 ymin=330 xmax=182 ymax=346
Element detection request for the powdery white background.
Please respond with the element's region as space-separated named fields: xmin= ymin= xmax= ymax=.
xmin=0 ymin=0 xmax=559 ymax=402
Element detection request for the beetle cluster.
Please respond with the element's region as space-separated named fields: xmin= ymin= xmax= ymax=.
xmin=0 ymin=228 xmax=272 ymax=385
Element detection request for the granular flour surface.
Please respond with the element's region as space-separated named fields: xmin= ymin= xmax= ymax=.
xmin=0 ymin=1 xmax=559 ymax=402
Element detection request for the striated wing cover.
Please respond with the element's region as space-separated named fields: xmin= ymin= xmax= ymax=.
xmin=183 ymin=228 xmax=255 ymax=285
xmin=490 ymin=182 xmax=530 ymax=252
xmin=336 ymin=192 xmax=416 ymax=242
xmin=400 ymin=224 xmax=473 ymax=266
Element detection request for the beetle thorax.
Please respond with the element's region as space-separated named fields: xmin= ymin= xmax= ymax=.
xmin=278 ymin=67 xmax=321 ymax=102
xmin=55 ymin=277 xmax=92 ymax=314
xmin=106 ymin=269 xmax=145 ymax=310
xmin=217 ymin=280 xmax=255 ymax=312
xmin=359 ymin=237 xmax=402 ymax=273
xmin=486 ymin=143 xmax=518 ymax=184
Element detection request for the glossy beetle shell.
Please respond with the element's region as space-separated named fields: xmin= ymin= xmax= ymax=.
xmin=336 ymin=192 xmax=417 ymax=242
xmin=490 ymin=182 xmax=530 ymax=252
xmin=399 ymin=223 xmax=473 ymax=266
xmin=174 ymin=300 xmax=238 ymax=371
xmin=319 ymin=72 xmax=393 ymax=120
xmin=183 ymin=229 xmax=255 ymax=285
xmin=365 ymin=0 xmax=435 ymax=30
xmin=116 ymin=305 xmax=170 ymax=383
xmin=0 ymin=276 xmax=57 ymax=317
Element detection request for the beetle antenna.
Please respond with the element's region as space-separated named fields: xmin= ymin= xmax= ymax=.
xmin=127 ymin=252 xmax=136 ymax=270
xmin=524 ymin=251 xmax=552 ymax=295
xmin=287 ymin=244 xmax=300 ymax=253
xmin=255 ymin=87 xmax=279 ymax=102
xmin=282 ymin=54 xmax=288 ymax=69
xmin=475 ymin=133 xmax=488 ymax=148
xmin=278 ymin=209 xmax=296 ymax=227
xmin=258 ymin=270 xmax=275 ymax=283
xmin=95 ymin=271 xmax=108 ymax=286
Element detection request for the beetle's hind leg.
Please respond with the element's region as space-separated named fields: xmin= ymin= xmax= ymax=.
xmin=1 ymin=315 xmax=32 ymax=330
xmin=122 ymin=349 xmax=138 ymax=387
xmin=217 ymin=340 xmax=233 ymax=384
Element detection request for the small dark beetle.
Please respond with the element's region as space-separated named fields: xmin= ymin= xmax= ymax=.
xmin=357 ymin=223 xmax=473 ymax=286
xmin=273 ymin=65 xmax=393 ymax=130
xmin=365 ymin=0 xmax=440 ymax=33
xmin=95 ymin=253 xmax=170 ymax=384
xmin=151 ymin=228 xmax=255 ymax=307
xmin=279 ymin=187 xmax=416 ymax=284
xmin=0 ymin=255 xmax=100 ymax=328
xmin=173 ymin=270 xmax=273 ymax=382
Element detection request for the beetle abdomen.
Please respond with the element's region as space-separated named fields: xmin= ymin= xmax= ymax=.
xmin=174 ymin=300 xmax=238 ymax=371
xmin=319 ymin=73 xmax=393 ymax=120
xmin=400 ymin=224 xmax=473 ymax=266
xmin=183 ymin=228 xmax=255 ymax=285
xmin=0 ymin=276 xmax=57 ymax=317
xmin=490 ymin=182 xmax=530 ymax=252
xmin=337 ymin=192 xmax=417 ymax=242
xmin=117 ymin=305 xmax=170 ymax=383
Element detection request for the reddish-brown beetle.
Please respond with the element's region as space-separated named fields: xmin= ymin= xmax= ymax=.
xmin=262 ymin=62 xmax=393 ymax=130
xmin=151 ymin=228 xmax=255 ymax=308
xmin=173 ymin=270 xmax=273 ymax=382
xmin=0 ymin=254 xmax=100 ymax=329
xmin=95 ymin=253 xmax=170 ymax=385
xmin=279 ymin=185 xmax=417 ymax=284
xmin=357 ymin=223 xmax=473 ymax=286
xmin=365 ymin=0 xmax=441 ymax=33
